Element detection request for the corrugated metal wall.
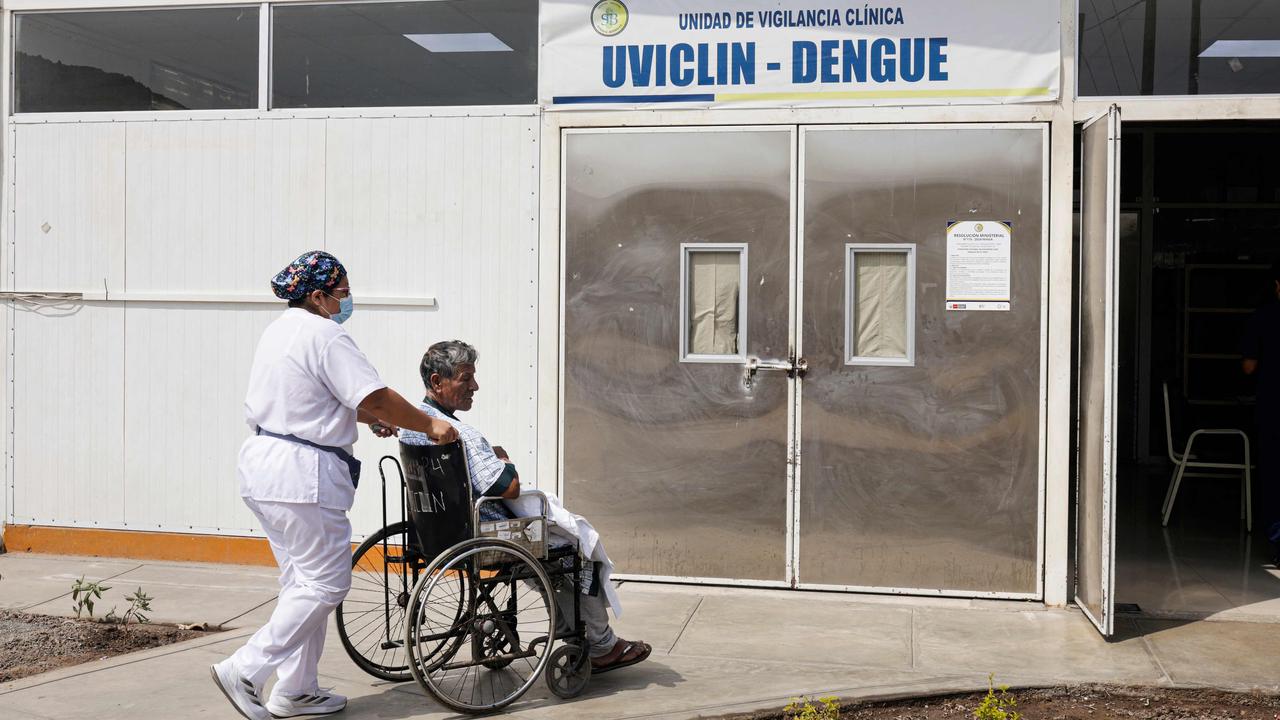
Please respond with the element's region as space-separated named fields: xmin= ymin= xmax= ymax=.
xmin=5 ymin=114 xmax=540 ymax=539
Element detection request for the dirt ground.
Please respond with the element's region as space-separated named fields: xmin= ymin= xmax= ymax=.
xmin=0 ymin=609 xmax=205 ymax=683
xmin=731 ymin=685 xmax=1280 ymax=720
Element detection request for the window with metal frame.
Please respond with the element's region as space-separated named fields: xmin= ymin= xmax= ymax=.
xmin=272 ymin=0 xmax=538 ymax=108
xmin=846 ymin=244 xmax=916 ymax=366
xmin=680 ymin=244 xmax=748 ymax=362
xmin=14 ymin=7 xmax=259 ymax=113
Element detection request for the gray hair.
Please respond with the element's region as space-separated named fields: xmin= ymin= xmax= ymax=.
xmin=420 ymin=340 xmax=478 ymax=387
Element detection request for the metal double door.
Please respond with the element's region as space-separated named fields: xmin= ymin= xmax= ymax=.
xmin=562 ymin=124 xmax=1047 ymax=597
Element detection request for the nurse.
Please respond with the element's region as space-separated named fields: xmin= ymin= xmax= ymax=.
xmin=211 ymin=251 xmax=457 ymax=720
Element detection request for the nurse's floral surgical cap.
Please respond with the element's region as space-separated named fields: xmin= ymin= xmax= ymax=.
xmin=270 ymin=250 xmax=347 ymax=301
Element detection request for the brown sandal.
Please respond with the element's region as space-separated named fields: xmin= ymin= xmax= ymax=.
xmin=590 ymin=639 xmax=652 ymax=675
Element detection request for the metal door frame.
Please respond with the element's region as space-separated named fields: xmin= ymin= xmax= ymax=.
xmin=1074 ymin=107 xmax=1121 ymax=636
xmin=557 ymin=124 xmax=799 ymax=589
xmin=559 ymin=123 xmax=1050 ymax=598
xmin=792 ymin=123 xmax=1050 ymax=600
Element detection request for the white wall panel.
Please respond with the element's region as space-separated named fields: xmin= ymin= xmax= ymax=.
xmin=12 ymin=124 xmax=125 ymax=292
xmin=9 ymin=114 xmax=540 ymax=539
xmin=120 ymin=304 xmax=275 ymax=534
xmin=125 ymin=119 xmax=325 ymax=295
xmin=11 ymin=303 xmax=124 ymax=526
xmin=326 ymin=115 xmax=541 ymax=535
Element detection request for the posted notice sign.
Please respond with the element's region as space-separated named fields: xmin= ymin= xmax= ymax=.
xmin=541 ymin=0 xmax=1060 ymax=109
xmin=945 ymin=221 xmax=1011 ymax=312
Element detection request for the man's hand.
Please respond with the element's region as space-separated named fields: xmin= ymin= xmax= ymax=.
xmin=430 ymin=419 xmax=459 ymax=444
xmin=370 ymin=422 xmax=399 ymax=438
xmin=492 ymin=445 xmax=510 ymax=461
xmin=501 ymin=477 xmax=521 ymax=499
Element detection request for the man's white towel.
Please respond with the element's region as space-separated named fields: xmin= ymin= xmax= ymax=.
xmin=503 ymin=492 xmax=621 ymax=616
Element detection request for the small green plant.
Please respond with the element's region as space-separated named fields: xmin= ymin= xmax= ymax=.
xmin=784 ymin=695 xmax=841 ymax=720
xmin=973 ymin=674 xmax=1021 ymax=720
xmin=70 ymin=575 xmax=110 ymax=619
xmin=105 ymin=588 xmax=154 ymax=628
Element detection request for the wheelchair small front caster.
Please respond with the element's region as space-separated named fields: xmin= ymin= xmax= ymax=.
xmin=545 ymin=643 xmax=591 ymax=699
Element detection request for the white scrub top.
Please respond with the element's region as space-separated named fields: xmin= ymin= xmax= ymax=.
xmin=238 ymin=308 xmax=386 ymax=511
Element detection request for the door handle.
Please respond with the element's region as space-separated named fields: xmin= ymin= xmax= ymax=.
xmin=743 ymin=356 xmax=807 ymax=389
xmin=748 ymin=357 xmax=793 ymax=372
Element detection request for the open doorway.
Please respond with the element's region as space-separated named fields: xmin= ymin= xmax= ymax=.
xmin=1105 ymin=122 xmax=1280 ymax=619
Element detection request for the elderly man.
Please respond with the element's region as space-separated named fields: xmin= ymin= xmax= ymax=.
xmin=399 ymin=340 xmax=652 ymax=674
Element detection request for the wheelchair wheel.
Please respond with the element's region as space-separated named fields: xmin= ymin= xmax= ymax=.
xmin=405 ymin=538 xmax=556 ymax=714
xmin=473 ymin=622 xmax=518 ymax=670
xmin=545 ymin=643 xmax=591 ymax=699
xmin=337 ymin=521 xmax=434 ymax=682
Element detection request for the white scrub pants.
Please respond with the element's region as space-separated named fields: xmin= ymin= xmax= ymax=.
xmin=230 ymin=499 xmax=352 ymax=695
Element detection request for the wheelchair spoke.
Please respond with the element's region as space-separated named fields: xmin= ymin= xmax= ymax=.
xmin=406 ymin=540 xmax=557 ymax=714
xmin=348 ymin=609 xmax=401 ymax=652
xmin=337 ymin=522 xmax=421 ymax=683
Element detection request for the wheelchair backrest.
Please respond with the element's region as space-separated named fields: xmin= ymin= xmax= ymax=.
xmin=398 ymin=440 xmax=473 ymax=560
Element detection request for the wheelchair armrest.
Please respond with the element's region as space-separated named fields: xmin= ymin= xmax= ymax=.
xmin=518 ymin=489 xmax=552 ymax=517
xmin=474 ymin=489 xmax=551 ymax=523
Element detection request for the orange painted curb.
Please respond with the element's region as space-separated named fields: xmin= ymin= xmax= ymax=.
xmin=2 ymin=525 xmax=279 ymax=566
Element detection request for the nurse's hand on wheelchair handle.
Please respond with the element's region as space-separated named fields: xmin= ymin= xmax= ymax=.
xmin=428 ymin=419 xmax=459 ymax=444
xmin=359 ymin=387 xmax=457 ymax=444
xmin=369 ymin=422 xmax=398 ymax=438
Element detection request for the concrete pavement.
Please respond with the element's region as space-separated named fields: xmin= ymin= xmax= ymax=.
xmin=1 ymin=551 xmax=1278 ymax=720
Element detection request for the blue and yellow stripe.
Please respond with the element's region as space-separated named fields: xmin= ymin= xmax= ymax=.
xmin=552 ymin=86 xmax=1053 ymax=105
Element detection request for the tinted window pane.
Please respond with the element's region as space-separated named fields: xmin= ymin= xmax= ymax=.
xmin=272 ymin=0 xmax=537 ymax=108
xmin=1154 ymin=130 xmax=1280 ymax=202
xmin=1080 ymin=0 xmax=1280 ymax=96
xmin=15 ymin=8 xmax=258 ymax=113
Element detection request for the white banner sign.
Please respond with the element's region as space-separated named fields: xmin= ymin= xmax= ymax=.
xmin=541 ymin=0 xmax=1060 ymax=109
xmin=946 ymin=221 xmax=1012 ymax=312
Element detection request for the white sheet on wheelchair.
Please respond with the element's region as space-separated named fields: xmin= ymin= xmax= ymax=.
xmin=502 ymin=492 xmax=621 ymax=616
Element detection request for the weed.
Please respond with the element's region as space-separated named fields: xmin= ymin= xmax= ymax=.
xmin=105 ymin=588 xmax=154 ymax=629
xmin=784 ymin=695 xmax=842 ymax=720
xmin=70 ymin=576 xmax=110 ymax=619
xmin=973 ymin=674 xmax=1021 ymax=720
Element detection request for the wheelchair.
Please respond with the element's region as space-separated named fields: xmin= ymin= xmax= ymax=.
xmin=334 ymin=441 xmax=592 ymax=713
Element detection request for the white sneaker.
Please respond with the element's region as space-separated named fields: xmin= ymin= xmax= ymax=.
xmin=266 ymin=689 xmax=347 ymax=717
xmin=210 ymin=659 xmax=271 ymax=720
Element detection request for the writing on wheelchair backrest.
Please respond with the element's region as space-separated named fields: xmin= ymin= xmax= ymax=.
xmin=409 ymin=489 xmax=448 ymax=514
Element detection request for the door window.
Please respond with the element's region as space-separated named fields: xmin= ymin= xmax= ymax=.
xmin=846 ymin=244 xmax=915 ymax=366
xmin=681 ymin=243 xmax=748 ymax=362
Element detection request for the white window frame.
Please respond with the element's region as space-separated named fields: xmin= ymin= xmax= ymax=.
xmin=679 ymin=242 xmax=748 ymax=363
xmin=845 ymin=243 xmax=916 ymax=367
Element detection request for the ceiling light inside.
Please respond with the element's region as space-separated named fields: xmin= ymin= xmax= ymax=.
xmin=404 ymin=32 xmax=512 ymax=53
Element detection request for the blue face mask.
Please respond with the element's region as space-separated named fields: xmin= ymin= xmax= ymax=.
xmin=326 ymin=293 xmax=354 ymax=324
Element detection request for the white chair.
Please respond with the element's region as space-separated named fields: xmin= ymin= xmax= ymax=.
xmin=1161 ymin=381 xmax=1252 ymax=531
